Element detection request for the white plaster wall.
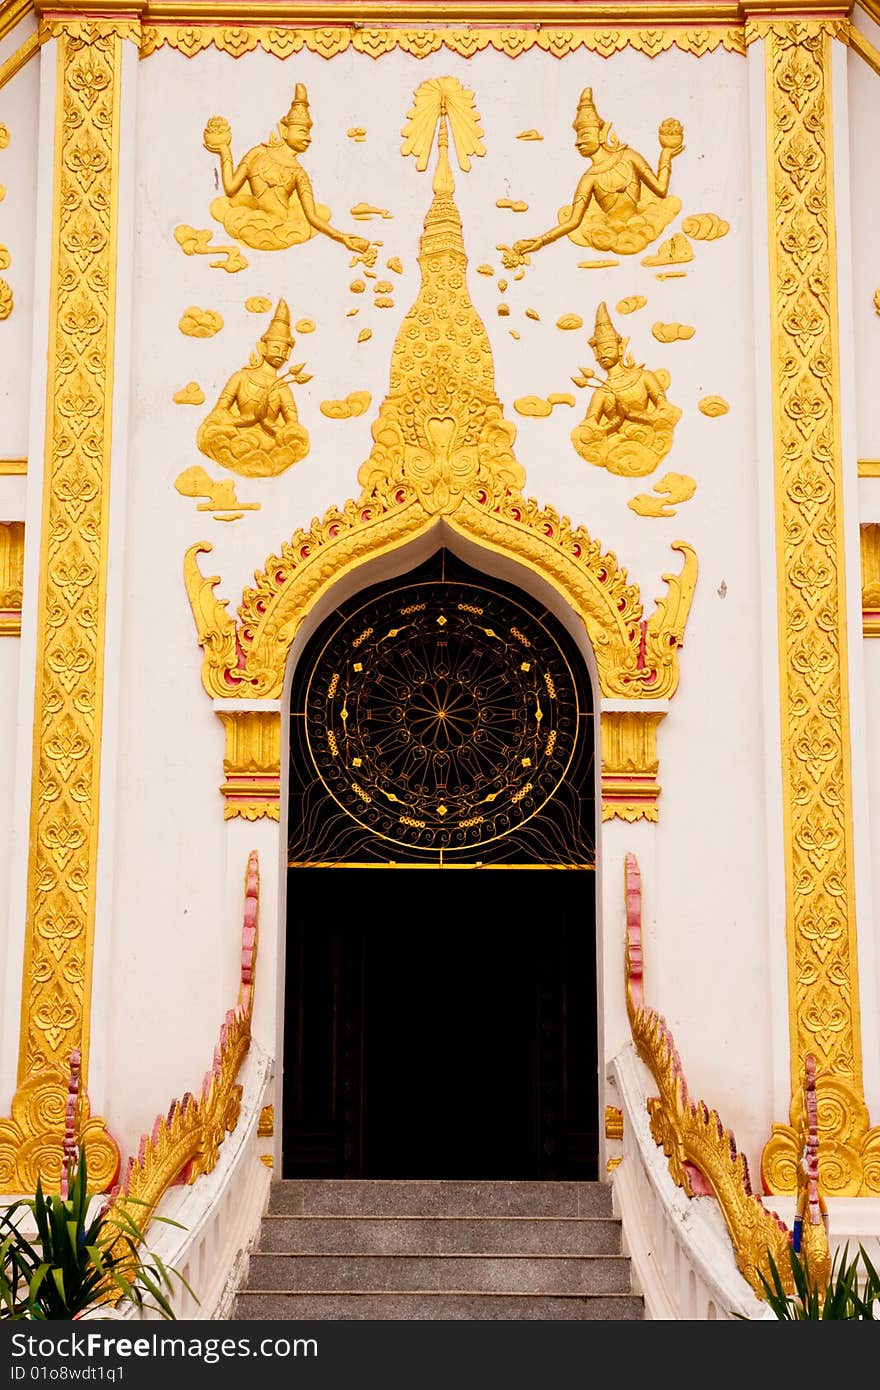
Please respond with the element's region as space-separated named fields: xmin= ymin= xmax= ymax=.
xmin=0 ymin=40 xmax=38 ymax=461
xmin=103 ymin=41 xmax=774 ymax=1161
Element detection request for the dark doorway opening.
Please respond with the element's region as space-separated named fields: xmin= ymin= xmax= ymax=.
xmin=282 ymin=552 xmax=598 ymax=1180
xmin=283 ymin=868 xmax=598 ymax=1180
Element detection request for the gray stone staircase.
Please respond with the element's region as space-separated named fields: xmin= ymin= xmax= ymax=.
xmin=234 ymin=1180 xmax=644 ymax=1320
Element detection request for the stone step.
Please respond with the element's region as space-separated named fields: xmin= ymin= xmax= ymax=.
xmin=258 ymin=1214 xmax=623 ymax=1256
xmin=234 ymin=1291 xmax=644 ymax=1321
xmin=244 ymin=1252 xmax=632 ymax=1295
xmin=267 ymin=1180 xmax=613 ymax=1218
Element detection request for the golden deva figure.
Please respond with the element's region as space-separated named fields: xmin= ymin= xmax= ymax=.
xmin=203 ymin=84 xmax=372 ymax=254
xmin=197 ymin=299 xmax=310 ymax=479
xmin=571 ymin=302 xmax=681 ymax=478
xmin=512 ymin=88 xmax=684 ymax=261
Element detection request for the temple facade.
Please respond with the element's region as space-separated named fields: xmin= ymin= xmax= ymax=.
xmin=1 ymin=0 xmax=880 ymax=1318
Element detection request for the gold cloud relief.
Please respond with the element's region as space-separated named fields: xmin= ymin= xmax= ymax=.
xmin=681 ymin=213 xmax=729 ymax=241
xmin=320 ymin=391 xmax=372 ymax=419
xmin=699 ymin=395 xmax=729 ymax=417
xmin=245 ymin=297 xmax=272 ymax=313
xmin=174 ymin=465 xmax=259 ymax=513
xmin=351 ymin=203 xmax=392 ymax=220
xmin=0 ymin=124 xmax=8 ymax=150
xmin=652 ymin=321 xmax=695 ymax=343
xmin=641 ymin=233 xmax=693 ymax=267
xmin=617 ymin=296 xmax=647 ymax=315
xmin=0 ymin=247 xmax=9 ymax=271
xmin=296 ymin=319 xmax=316 ymax=334
xmin=517 ymin=130 xmax=543 ymax=141
xmin=179 ymin=307 xmax=224 ymax=338
xmin=556 ymin=314 xmax=583 ymax=331
xmin=173 ymin=381 xmax=205 ymax=405
xmin=497 ymin=199 xmax=528 ymax=213
xmin=514 ymin=396 xmax=553 ymax=418
xmin=514 ymin=394 xmax=575 ymax=418
xmin=387 ymin=257 xmax=403 ymax=274
xmin=347 ymin=127 xmax=367 ymax=141
xmin=629 ymin=471 xmax=696 ymax=517
xmin=0 ymin=281 xmax=13 ymax=320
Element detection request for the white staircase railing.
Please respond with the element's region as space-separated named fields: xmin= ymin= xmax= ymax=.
xmin=610 ymin=1044 xmax=769 ymax=1320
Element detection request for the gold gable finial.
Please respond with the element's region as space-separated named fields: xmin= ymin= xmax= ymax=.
xmin=358 ymin=77 xmax=522 ymax=515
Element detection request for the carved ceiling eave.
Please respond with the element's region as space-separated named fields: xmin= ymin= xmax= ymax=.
xmin=184 ymin=483 xmax=697 ymax=703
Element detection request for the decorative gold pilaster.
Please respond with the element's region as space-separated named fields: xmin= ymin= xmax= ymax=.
xmin=0 ymin=521 xmax=24 ymax=636
xmin=216 ymin=708 xmax=281 ymax=820
xmin=0 ymin=18 xmax=139 ymax=1194
xmin=860 ymin=524 xmax=880 ymax=637
xmin=757 ymin=22 xmax=880 ymax=1196
xmin=600 ymin=710 xmax=665 ymax=822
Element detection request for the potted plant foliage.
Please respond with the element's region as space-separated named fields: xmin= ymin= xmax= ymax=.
xmin=0 ymin=1143 xmax=192 ymax=1321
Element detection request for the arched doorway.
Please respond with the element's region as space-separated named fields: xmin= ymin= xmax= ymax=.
xmin=282 ymin=550 xmax=598 ymax=1180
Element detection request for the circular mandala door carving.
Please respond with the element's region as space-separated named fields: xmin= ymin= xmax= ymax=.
xmin=290 ymin=553 xmax=595 ymax=865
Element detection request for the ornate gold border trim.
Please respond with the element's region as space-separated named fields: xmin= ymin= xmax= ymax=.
xmin=601 ymin=710 xmax=665 ymax=822
xmin=0 ymin=520 xmax=23 ymax=636
xmin=0 ymin=18 xmax=133 ymax=1195
xmin=0 ymin=0 xmax=34 ymax=46
xmin=0 ymin=27 xmax=39 ymax=91
xmin=140 ymin=23 xmax=747 ymax=59
xmin=756 ymin=21 xmax=880 ymax=1197
xmin=0 ymin=459 xmax=27 ymax=474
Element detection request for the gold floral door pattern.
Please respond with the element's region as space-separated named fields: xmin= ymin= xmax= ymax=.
xmin=288 ymin=552 xmax=595 ymax=867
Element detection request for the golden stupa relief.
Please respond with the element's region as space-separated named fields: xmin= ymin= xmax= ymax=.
xmin=203 ymin=84 xmax=372 ymax=255
xmin=571 ymin=301 xmax=681 ymax=477
xmin=506 ymin=87 xmax=684 ymax=265
xmin=185 ymin=74 xmax=697 ymax=714
xmin=196 ymin=299 xmax=311 ymax=478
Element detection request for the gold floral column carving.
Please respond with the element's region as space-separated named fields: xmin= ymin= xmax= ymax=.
xmin=0 ymin=18 xmax=137 ymax=1193
xmin=217 ymin=708 xmax=281 ymax=820
xmin=0 ymin=521 xmax=24 ymax=636
xmin=755 ymin=21 xmax=880 ymax=1195
xmin=600 ymin=709 xmax=665 ymax=822
xmin=860 ymin=524 xmax=880 ymax=637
